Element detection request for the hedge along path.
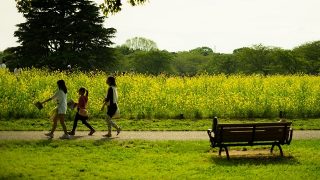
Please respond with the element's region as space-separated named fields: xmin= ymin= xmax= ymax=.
xmin=0 ymin=130 xmax=319 ymax=141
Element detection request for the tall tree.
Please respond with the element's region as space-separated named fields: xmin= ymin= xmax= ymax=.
xmin=14 ymin=0 xmax=116 ymax=70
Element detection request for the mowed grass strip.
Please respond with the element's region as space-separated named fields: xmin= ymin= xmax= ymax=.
xmin=0 ymin=140 xmax=319 ymax=179
xmin=1 ymin=118 xmax=320 ymax=131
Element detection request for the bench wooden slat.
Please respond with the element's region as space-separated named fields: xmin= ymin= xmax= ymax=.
xmin=216 ymin=127 xmax=290 ymax=132
xmin=218 ymin=122 xmax=291 ymax=128
xmin=216 ymin=127 xmax=289 ymax=143
xmin=218 ymin=132 xmax=284 ymax=142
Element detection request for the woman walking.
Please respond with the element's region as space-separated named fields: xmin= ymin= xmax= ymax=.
xmin=41 ymin=80 xmax=70 ymax=139
xmin=68 ymin=87 xmax=95 ymax=136
xmin=101 ymin=76 xmax=121 ymax=137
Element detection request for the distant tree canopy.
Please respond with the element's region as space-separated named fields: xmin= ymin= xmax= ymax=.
xmin=189 ymin=47 xmax=214 ymax=56
xmin=123 ymin=37 xmax=158 ymax=51
xmin=12 ymin=0 xmax=116 ymax=70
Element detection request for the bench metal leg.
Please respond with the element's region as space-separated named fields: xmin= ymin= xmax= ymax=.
xmin=219 ymin=147 xmax=222 ymax=156
xmin=278 ymin=144 xmax=283 ymax=156
xmin=218 ymin=146 xmax=230 ymax=160
xmin=271 ymin=144 xmax=275 ymax=153
xmin=224 ymin=146 xmax=230 ymax=160
xmin=271 ymin=143 xmax=284 ymax=156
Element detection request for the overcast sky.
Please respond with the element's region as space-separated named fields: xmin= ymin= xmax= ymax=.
xmin=1 ymin=0 xmax=320 ymax=53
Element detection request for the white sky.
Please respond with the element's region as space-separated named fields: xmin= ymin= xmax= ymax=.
xmin=1 ymin=0 xmax=320 ymax=53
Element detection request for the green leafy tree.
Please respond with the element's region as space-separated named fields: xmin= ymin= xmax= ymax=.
xmin=130 ymin=50 xmax=173 ymax=74
xmin=14 ymin=0 xmax=116 ymax=70
xmin=100 ymin=0 xmax=148 ymax=16
xmin=269 ymin=48 xmax=306 ymax=74
xmin=113 ymin=45 xmax=135 ymax=71
xmin=205 ymin=53 xmax=238 ymax=74
xmin=172 ymin=51 xmax=211 ymax=75
xmin=0 ymin=51 xmax=5 ymax=63
xmin=293 ymin=41 xmax=320 ymax=74
xmin=0 ymin=48 xmax=21 ymax=69
xmin=123 ymin=37 xmax=158 ymax=51
xmin=189 ymin=47 xmax=214 ymax=56
xmin=233 ymin=45 xmax=273 ymax=75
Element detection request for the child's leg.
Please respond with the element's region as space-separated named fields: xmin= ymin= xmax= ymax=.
xmin=70 ymin=113 xmax=80 ymax=133
xmin=105 ymin=116 xmax=112 ymax=135
xmin=58 ymin=114 xmax=68 ymax=134
xmin=81 ymin=118 xmax=94 ymax=131
xmin=105 ymin=115 xmax=119 ymax=135
xmin=50 ymin=114 xmax=59 ymax=134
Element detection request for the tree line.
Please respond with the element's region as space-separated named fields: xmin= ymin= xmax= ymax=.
xmin=113 ymin=40 xmax=320 ymax=75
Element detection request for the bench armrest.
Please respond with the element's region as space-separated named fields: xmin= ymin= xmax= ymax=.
xmin=287 ymin=128 xmax=293 ymax=145
xmin=207 ymin=129 xmax=216 ymax=148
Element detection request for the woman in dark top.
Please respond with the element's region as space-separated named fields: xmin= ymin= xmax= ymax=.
xmin=101 ymin=76 xmax=121 ymax=137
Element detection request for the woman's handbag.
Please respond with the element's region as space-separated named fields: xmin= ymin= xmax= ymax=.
xmin=79 ymin=109 xmax=89 ymax=117
xmin=67 ymin=99 xmax=76 ymax=110
xmin=34 ymin=101 xmax=43 ymax=110
xmin=113 ymin=107 xmax=120 ymax=119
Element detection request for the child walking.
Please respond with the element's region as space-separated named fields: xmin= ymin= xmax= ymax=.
xmin=69 ymin=87 xmax=95 ymax=136
xmin=101 ymin=76 xmax=121 ymax=137
xmin=41 ymin=80 xmax=70 ymax=139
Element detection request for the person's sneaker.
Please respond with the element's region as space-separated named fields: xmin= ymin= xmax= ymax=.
xmin=45 ymin=132 xmax=54 ymax=138
xmin=88 ymin=129 xmax=95 ymax=136
xmin=68 ymin=131 xmax=75 ymax=136
xmin=116 ymin=127 xmax=121 ymax=136
xmin=60 ymin=134 xmax=71 ymax=139
xmin=103 ymin=133 xmax=112 ymax=137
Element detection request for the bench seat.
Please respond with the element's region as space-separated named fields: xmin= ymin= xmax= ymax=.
xmin=207 ymin=117 xmax=293 ymax=159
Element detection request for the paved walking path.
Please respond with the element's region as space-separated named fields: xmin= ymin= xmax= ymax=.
xmin=0 ymin=130 xmax=319 ymax=140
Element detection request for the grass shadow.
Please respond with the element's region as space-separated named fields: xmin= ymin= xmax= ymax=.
xmin=211 ymin=154 xmax=298 ymax=166
xmin=93 ymin=137 xmax=119 ymax=146
xmin=35 ymin=139 xmax=53 ymax=145
xmin=0 ymin=173 xmax=25 ymax=179
xmin=69 ymin=135 xmax=85 ymax=140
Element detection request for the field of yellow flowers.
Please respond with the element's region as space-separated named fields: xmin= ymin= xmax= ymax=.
xmin=1 ymin=68 xmax=320 ymax=119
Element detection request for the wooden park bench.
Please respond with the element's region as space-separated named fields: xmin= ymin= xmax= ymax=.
xmin=207 ymin=117 xmax=293 ymax=159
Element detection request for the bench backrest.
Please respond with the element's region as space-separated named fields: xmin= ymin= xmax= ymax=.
xmin=215 ymin=122 xmax=292 ymax=144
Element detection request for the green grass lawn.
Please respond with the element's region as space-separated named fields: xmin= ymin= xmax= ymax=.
xmin=1 ymin=118 xmax=320 ymax=131
xmin=0 ymin=140 xmax=319 ymax=179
